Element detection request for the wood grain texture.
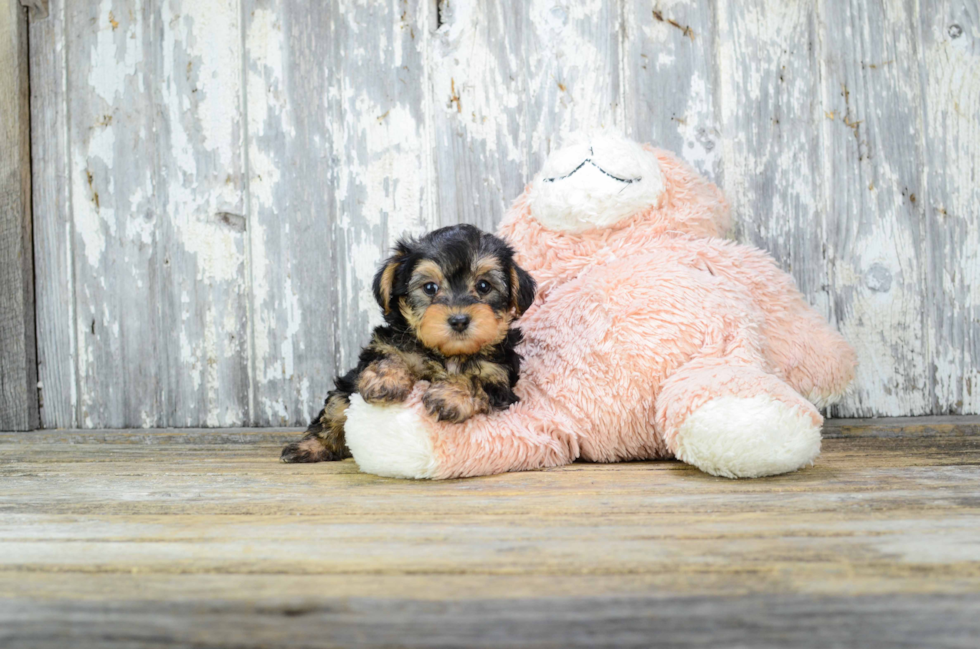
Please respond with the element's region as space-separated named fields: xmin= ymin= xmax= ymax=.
xmin=243 ymin=0 xmax=341 ymax=426
xmin=244 ymin=0 xmax=437 ymax=426
xmin=716 ymin=1 xmax=825 ymax=300
xmin=526 ymin=0 xmax=624 ymax=169
xmin=624 ymin=0 xmax=721 ymax=181
xmin=0 ymin=419 xmax=979 ymax=646
xmin=817 ymin=0 xmax=930 ymax=417
xmin=27 ymin=0 xmax=980 ymax=425
xmin=428 ymin=0 xmax=527 ymax=231
xmin=0 ymin=0 xmax=39 ymax=431
xmin=917 ymin=0 xmax=980 ymax=415
xmin=3 ymin=595 xmax=978 ymax=649
xmin=29 ymin=0 xmax=76 ymax=428
xmin=330 ymin=0 xmax=436 ymax=376
xmin=62 ymin=0 xmax=249 ymax=428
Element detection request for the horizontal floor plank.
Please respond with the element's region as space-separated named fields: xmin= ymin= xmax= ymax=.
xmin=3 ymin=594 xmax=980 ymax=649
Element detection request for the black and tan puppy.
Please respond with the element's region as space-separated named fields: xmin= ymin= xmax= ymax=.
xmin=280 ymin=224 xmax=536 ymax=463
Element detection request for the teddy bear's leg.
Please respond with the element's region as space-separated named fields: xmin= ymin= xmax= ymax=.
xmin=655 ymin=358 xmax=823 ymax=479
xmin=343 ymin=384 xmax=579 ymax=479
xmin=769 ymin=306 xmax=857 ymax=408
xmin=733 ymin=247 xmax=857 ymax=407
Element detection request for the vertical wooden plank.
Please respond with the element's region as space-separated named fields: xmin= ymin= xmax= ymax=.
xmin=65 ymin=0 xmax=149 ymax=427
xmin=332 ymin=0 xmax=436 ymax=372
xmin=30 ymin=0 xmax=77 ymax=428
xmin=245 ymin=0 xmax=435 ymax=425
xmin=428 ymin=0 xmax=527 ymax=231
xmin=714 ymin=1 xmax=826 ymax=297
xmin=243 ymin=1 xmax=339 ymax=425
xmin=917 ymin=1 xmax=980 ymax=415
xmin=524 ymin=0 xmax=623 ymax=169
xmin=158 ymin=0 xmax=251 ymax=427
xmin=817 ymin=0 xmax=928 ymax=417
xmin=623 ymin=0 xmax=721 ymax=181
xmin=67 ymin=0 xmax=249 ymax=427
xmin=0 ymin=0 xmax=39 ymax=431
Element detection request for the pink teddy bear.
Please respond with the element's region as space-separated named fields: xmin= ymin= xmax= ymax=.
xmin=343 ymin=132 xmax=856 ymax=480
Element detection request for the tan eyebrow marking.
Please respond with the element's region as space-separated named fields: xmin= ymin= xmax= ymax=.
xmin=410 ymin=259 xmax=445 ymax=288
xmin=473 ymin=254 xmax=503 ymax=278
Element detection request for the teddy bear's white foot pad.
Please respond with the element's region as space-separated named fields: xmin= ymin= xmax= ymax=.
xmin=344 ymin=395 xmax=440 ymax=479
xmin=674 ymin=395 xmax=821 ymax=479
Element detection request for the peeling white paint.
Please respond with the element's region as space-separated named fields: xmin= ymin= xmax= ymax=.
xmin=350 ymin=237 xmax=385 ymax=331
xmin=71 ymin=159 xmax=107 ymax=270
xmin=678 ymin=71 xmax=720 ymax=177
xmin=261 ymin=396 xmax=289 ymax=425
xmin=920 ymin=5 xmax=980 ymax=414
xmin=526 ymin=0 xmax=622 ymax=156
xmin=73 ymin=120 xmax=117 ymax=270
xmin=180 ymin=328 xmax=202 ymax=393
xmin=429 ymin=1 xmax=523 ymax=165
xmin=248 ymin=219 xmax=271 ymax=382
xmin=183 ymin=2 xmax=242 ymax=168
xmin=347 ymin=100 xmax=426 ymax=235
xmin=245 ymin=5 xmax=286 ymax=402
xmin=246 ymin=8 xmax=290 ymax=138
xmin=813 ymin=0 xmax=933 ymax=416
xmin=280 ymin=273 xmax=302 ymax=380
xmin=38 ymin=0 xmax=980 ymax=428
xmin=181 ymin=220 xmax=244 ymax=283
xmin=88 ymin=1 xmax=142 ymax=103
xmin=623 ymin=0 xmax=720 ymax=182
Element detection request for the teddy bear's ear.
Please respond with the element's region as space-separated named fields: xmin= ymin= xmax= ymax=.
xmin=509 ymin=265 xmax=537 ymax=316
xmin=372 ymin=243 xmax=412 ymax=315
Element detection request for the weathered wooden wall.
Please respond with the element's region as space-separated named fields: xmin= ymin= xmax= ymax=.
xmin=27 ymin=0 xmax=980 ymax=428
xmin=1 ymin=0 xmax=39 ymax=431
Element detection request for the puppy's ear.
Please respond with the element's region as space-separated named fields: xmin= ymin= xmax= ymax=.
xmin=509 ymin=264 xmax=536 ymax=316
xmin=373 ymin=248 xmax=407 ymax=314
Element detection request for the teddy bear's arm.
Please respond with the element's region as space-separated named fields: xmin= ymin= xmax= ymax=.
xmin=344 ymin=384 xmax=579 ymax=479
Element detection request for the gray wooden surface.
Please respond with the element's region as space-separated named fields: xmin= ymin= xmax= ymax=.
xmin=0 ymin=0 xmax=39 ymax=431
xmin=26 ymin=0 xmax=980 ymax=428
xmin=1 ymin=417 xmax=979 ymax=647
xmin=4 ymin=595 xmax=979 ymax=648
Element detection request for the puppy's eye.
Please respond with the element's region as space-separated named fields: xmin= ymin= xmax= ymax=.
xmin=422 ymin=282 xmax=439 ymax=296
xmin=476 ymin=280 xmax=492 ymax=295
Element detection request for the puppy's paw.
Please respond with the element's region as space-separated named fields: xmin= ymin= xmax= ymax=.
xmin=423 ymin=381 xmax=488 ymax=423
xmin=280 ymin=435 xmax=347 ymax=463
xmin=357 ymin=359 xmax=415 ymax=404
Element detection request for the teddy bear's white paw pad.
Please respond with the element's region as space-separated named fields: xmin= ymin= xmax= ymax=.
xmin=674 ymin=395 xmax=821 ymax=479
xmin=344 ymin=394 xmax=440 ymax=479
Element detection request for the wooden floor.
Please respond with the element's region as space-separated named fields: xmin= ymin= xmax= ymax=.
xmin=2 ymin=417 xmax=979 ymax=648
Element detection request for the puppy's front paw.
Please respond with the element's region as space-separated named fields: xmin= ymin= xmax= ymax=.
xmin=357 ymin=359 xmax=414 ymax=404
xmin=423 ymin=381 xmax=488 ymax=423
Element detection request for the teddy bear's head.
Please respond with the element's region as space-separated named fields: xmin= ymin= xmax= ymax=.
xmin=521 ymin=130 xmax=729 ymax=239
xmin=526 ymin=130 xmax=665 ymax=233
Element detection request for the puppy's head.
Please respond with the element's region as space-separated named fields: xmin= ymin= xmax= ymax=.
xmin=373 ymin=224 xmax=536 ymax=357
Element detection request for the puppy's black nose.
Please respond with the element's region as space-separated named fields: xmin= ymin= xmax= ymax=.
xmin=448 ymin=314 xmax=471 ymax=332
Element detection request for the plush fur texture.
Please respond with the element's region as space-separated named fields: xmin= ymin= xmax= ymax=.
xmin=343 ymin=132 xmax=857 ymax=480
xmin=674 ymin=396 xmax=822 ymax=478
xmin=344 ymin=394 xmax=440 ymax=479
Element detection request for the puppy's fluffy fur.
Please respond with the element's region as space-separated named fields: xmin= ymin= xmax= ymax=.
xmin=281 ymin=224 xmax=536 ymax=463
